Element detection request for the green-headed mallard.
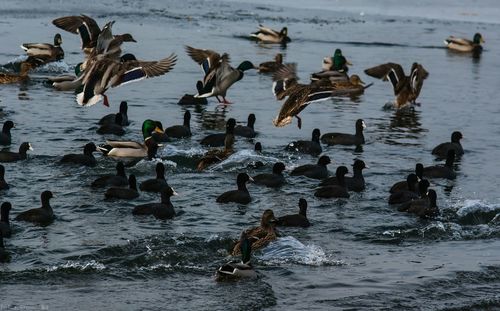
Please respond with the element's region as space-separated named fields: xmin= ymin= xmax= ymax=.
xmin=364 ymin=62 xmax=428 ymax=109
xmin=185 ymin=46 xmax=255 ymax=104
xmin=250 ymin=25 xmax=291 ymax=44
xmin=0 ymin=62 xmax=34 ymax=84
xmin=77 ymin=53 xmax=176 ymax=106
xmin=444 ymin=33 xmax=484 ymax=53
xmin=231 ymin=209 xmax=277 ymax=256
xmin=271 ymin=64 xmax=337 ymax=128
xmin=257 ymin=53 xmax=284 ymax=73
xmin=322 ymin=49 xmax=351 ymax=72
xmin=21 ymin=33 xmax=64 ymax=63
xmin=216 ymin=231 xmax=257 ymax=281
xmin=197 ymin=131 xmax=235 ymax=171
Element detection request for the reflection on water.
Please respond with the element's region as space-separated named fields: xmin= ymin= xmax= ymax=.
xmin=373 ymin=108 xmax=426 ymax=146
xmin=196 ymin=105 xmax=229 ymax=130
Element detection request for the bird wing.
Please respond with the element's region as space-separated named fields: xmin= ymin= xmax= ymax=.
xmin=256 ymin=25 xmax=279 ymax=36
xmin=185 ymin=46 xmax=224 ymax=75
xmin=272 ymin=63 xmax=299 ymax=99
xmin=52 ymin=15 xmax=101 ymax=49
xmin=409 ymin=63 xmax=428 ymax=97
xmin=364 ymin=62 xmax=407 ymax=95
xmin=108 ymin=54 xmax=177 ymax=87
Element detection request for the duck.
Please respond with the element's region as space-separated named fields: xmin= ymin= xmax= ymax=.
xmin=15 ymin=191 xmax=54 ymax=225
xmin=257 ymin=53 xmax=284 ymax=73
xmin=0 ymin=142 xmax=33 ymax=163
xmin=275 ymin=198 xmax=311 ymax=227
xmin=290 ymin=155 xmax=331 ymax=180
xmin=272 ymin=64 xmax=338 ymax=129
xmin=216 ymin=173 xmax=253 ymax=204
xmin=253 ymin=162 xmax=286 ymax=188
xmin=77 ymin=53 xmax=177 ymax=107
xmin=231 ymin=209 xmax=277 ymax=256
xmin=60 ymin=142 xmax=97 ymax=167
xmin=185 ymin=46 xmax=255 ymax=104
xmin=234 ymin=114 xmax=257 ymax=138
xmin=310 ymin=70 xmax=349 ymax=83
xmin=321 ymin=49 xmax=351 ymax=72
xmin=0 ymin=62 xmax=34 ymax=84
xmin=200 ymin=118 xmax=236 ymax=147
xmin=444 ymin=33 xmax=484 ymax=53
xmin=285 ymin=128 xmax=322 ymax=156
xmin=327 ymin=75 xmax=372 ymax=96
xmin=197 ymin=132 xmax=235 ymax=171
xmin=247 ymin=142 xmax=264 ymax=169
xmin=364 ymin=62 xmax=428 ymax=109
xmin=389 ymin=164 xmax=424 ymax=193
xmin=0 ymin=121 xmax=15 ymax=145
xmin=98 ymin=100 xmax=129 ymax=126
xmin=96 ymin=113 xmax=125 ymax=136
xmin=399 ymin=189 xmax=439 ymax=218
xmin=50 ymin=62 xmax=84 ymax=91
xmin=105 ymin=174 xmax=139 ymax=200
xmin=432 ymin=131 xmax=464 ymax=159
xmin=0 ymin=165 xmax=8 ymax=190
xmin=0 ymin=231 xmax=10 ymax=263
xmin=98 ymin=137 xmax=161 ymax=159
xmin=91 ymin=161 xmax=128 ymax=188
xmin=139 ymin=163 xmax=169 ymax=192
xmin=321 ymin=119 xmax=366 ymax=146
xmin=132 ymin=186 xmax=177 ymax=220
xmin=422 ymin=150 xmax=457 ymax=180
xmin=21 ymin=33 xmax=64 ymax=63
xmin=0 ymin=202 xmax=12 ymax=238
xmin=250 ymin=25 xmax=291 ymax=44
xmin=319 ymin=159 xmax=366 ymax=191
xmin=165 ymin=110 xmax=192 ymax=139
xmin=147 ymin=120 xmax=170 ymax=143
xmin=388 ymin=174 xmax=421 ymax=205
xmin=216 ymin=231 xmax=258 ymax=281
xmin=314 ymin=166 xmax=350 ymax=198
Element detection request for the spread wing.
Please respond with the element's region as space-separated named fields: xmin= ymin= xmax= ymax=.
xmin=272 ymin=63 xmax=298 ymax=99
xmin=108 ymin=54 xmax=177 ymax=87
xmin=185 ymin=46 xmax=224 ymax=75
xmin=52 ymin=15 xmax=101 ymax=49
xmin=409 ymin=63 xmax=428 ymax=97
xmin=364 ymin=62 xmax=407 ymax=95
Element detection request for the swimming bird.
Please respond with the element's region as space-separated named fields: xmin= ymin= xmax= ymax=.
xmin=275 ymin=198 xmax=311 ymax=227
xmin=422 ymin=150 xmax=457 ymax=180
xmin=98 ymin=137 xmax=161 ymax=159
xmin=432 ymin=131 xmax=463 ymax=159
xmin=388 ymin=174 xmax=421 ymax=205
xmin=96 ymin=113 xmax=125 ymax=136
xmin=148 ymin=120 xmax=170 ymax=143
xmin=200 ymin=118 xmax=236 ymax=147
xmin=0 ymin=231 xmax=10 ymax=263
xmin=253 ymin=162 xmax=286 ymax=188
xmin=0 ymin=142 xmax=33 ymax=163
xmin=444 ymin=33 xmax=484 ymax=53
xmin=231 ymin=209 xmax=277 ymax=256
xmin=0 ymin=165 xmax=8 ymax=190
xmin=364 ymin=62 xmax=428 ymax=109
xmin=234 ymin=114 xmax=257 ymax=138
xmin=314 ymin=166 xmax=350 ymax=198
xmin=321 ymin=49 xmax=351 ymax=72
xmin=390 ymin=164 xmax=424 ymax=193
xmin=0 ymin=121 xmax=14 ymax=145
xmin=15 ymin=191 xmax=54 ymax=225
xmin=105 ymin=174 xmax=139 ymax=200
xmin=321 ymin=119 xmax=366 ymax=146
xmin=185 ymin=46 xmax=255 ymax=104
xmin=197 ymin=132 xmax=235 ymax=171
xmin=216 ymin=173 xmax=253 ymax=204
xmin=132 ymin=186 xmax=177 ymax=220
xmin=0 ymin=62 xmax=34 ymax=84
xmin=216 ymin=231 xmax=258 ymax=281
xmin=285 ymin=128 xmax=322 ymax=156
xmin=272 ymin=64 xmax=338 ymax=128
xmin=257 ymin=53 xmax=284 ymax=73
xmin=91 ymin=161 xmax=128 ymax=188
xmin=399 ymin=189 xmax=439 ymax=218
xmin=165 ymin=110 xmax=192 ymax=138
xmin=139 ymin=163 xmax=169 ymax=192
xmin=290 ymin=155 xmax=331 ymax=180
xmin=247 ymin=142 xmax=264 ymax=169
xmin=319 ymin=159 xmax=366 ymax=191
xmin=250 ymin=25 xmax=291 ymax=44
xmin=60 ymin=142 xmax=97 ymax=167
xmin=98 ymin=100 xmax=129 ymax=126
xmin=0 ymin=202 xmax=12 ymax=238
xmin=327 ymin=75 xmax=372 ymax=96
xmin=21 ymin=33 xmax=64 ymax=63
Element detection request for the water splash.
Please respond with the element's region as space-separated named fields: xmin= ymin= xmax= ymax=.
xmin=208 ymin=150 xmax=279 ymax=171
xmin=46 ymin=260 xmax=105 ymax=272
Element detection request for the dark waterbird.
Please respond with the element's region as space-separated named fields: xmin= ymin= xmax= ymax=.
xmin=320 ymin=159 xmax=366 ymax=191
xmin=197 ymin=132 xmax=235 ymax=171
xmin=390 ymin=164 xmax=423 ymax=193
xmin=105 ymin=175 xmax=139 ymax=200
xmin=0 ymin=231 xmax=10 ymax=263
xmin=423 ymin=150 xmax=457 ymax=180
xmin=0 ymin=165 xmax=9 ymax=190
xmin=132 ymin=186 xmax=177 ymax=220
xmin=91 ymin=161 xmax=128 ymax=188
xmin=0 ymin=121 xmax=15 ymax=145
xmin=285 ymin=128 xmax=322 ymax=156
xmin=96 ymin=113 xmax=125 ymax=136
xmin=253 ymin=162 xmax=286 ymax=188
xmin=165 ymin=110 xmax=192 ymax=138
xmin=60 ymin=142 xmax=97 ymax=166
xmin=398 ymin=189 xmax=439 ymax=218
xmin=216 ymin=173 xmax=253 ymax=204
xmin=390 ymin=178 xmax=429 ymax=205
xmin=200 ymin=118 xmax=236 ymax=147
xmin=0 ymin=142 xmax=33 ymax=163
xmin=0 ymin=202 xmax=12 ymax=238
xmin=321 ymin=119 xmax=366 ymax=146
xmin=276 ymin=198 xmax=311 ymax=227
xmin=139 ymin=163 xmax=169 ymax=192
xmin=15 ymin=191 xmax=54 ymax=225
xmin=98 ymin=101 xmax=129 ymax=125
xmin=234 ymin=113 xmax=257 ymax=138
xmin=216 ymin=231 xmax=257 ymax=281
xmin=388 ymin=174 xmax=421 ymax=205
xmin=314 ymin=166 xmax=350 ymax=198
xmin=432 ymin=131 xmax=463 ymax=159
xmin=290 ymin=155 xmax=331 ymax=180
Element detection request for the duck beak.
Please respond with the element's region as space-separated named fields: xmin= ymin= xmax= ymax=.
xmin=154 ymin=127 xmax=164 ymax=134
xmin=362 ymin=121 xmax=367 ymax=129
xmin=29 ymin=143 xmax=34 ymax=151
xmin=172 ymin=189 xmax=179 ymax=196
xmin=248 ymin=176 xmax=255 ymax=182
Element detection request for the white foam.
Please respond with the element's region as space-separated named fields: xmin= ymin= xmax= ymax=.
xmin=208 ymin=150 xmax=279 ymax=171
xmin=46 ymin=260 xmax=105 ymax=272
xmin=456 ymin=199 xmax=500 ymax=218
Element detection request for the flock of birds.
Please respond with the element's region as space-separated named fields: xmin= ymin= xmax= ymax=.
xmin=0 ymin=14 xmax=485 ymax=280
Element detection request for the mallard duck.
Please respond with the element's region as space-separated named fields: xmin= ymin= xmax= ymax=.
xmin=50 ymin=62 xmax=84 ymax=91
xmin=275 ymin=198 xmax=311 ymax=227
xmin=310 ymin=70 xmax=349 ymax=83
xmin=364 ymin=62 xmax=428 ymax=109
xmin=314 ymin=166 xmax=350 ymax=198
xmin=77 ymin=53 xmax=177 ymax=106
xmin=21 ymin=33 xmax=64 ymax=63
xmin=0 ymin=142 xmax=33 ymax=162
xmin=0 ymin=62 xmax=34 ymax=84
xmin=0 ymin=121 xmax=15 ymax=145
xmin=327 ymin=75 xmax=372 ymax=96
xmin=216 ymin=231 xmax=257 ymax=281
xmin=319 ymin=159 xmax=366 ymax=192
xmin=272 ymin=64 xmax=338 ymax=128
xmin=98 ymin=137 xmax=160 ymax=159
xmin=197 ymin=132 xmax=235 ymax=171
xmin=231 ymin=209 xmax=277 ymax=256
xmin=257 ymin=53 xmax=284 ymax=73
xmin=432 ymin=131 xmax=464 ymax=159
xmin=0 ymin=202 xmax=12 ymax=238
xmin=250 ymin=25 xmax=291 ymax=44
xmin=185 ymin=46 xmax=255 ymax=104
xmin=15 ymin=191 xmax=54 ymax=225
xmin=216 ymin=173 xmax=253 ymax=204
xmin=321 ymin=119 xmax=366 ymax=146
xmin=444 ymin=33 xmax=484 ymax=53
xmin=321 ymin=49 xmax=351 ymax=72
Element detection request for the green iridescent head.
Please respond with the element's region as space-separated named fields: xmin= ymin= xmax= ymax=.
xmin=473 ymin=33 xmax=484 ymax=44
xmin=75 ymin=63 xmax=83 ymax=76
xmin=237 ymin=61 xmax=256 ymax=72
xmin=142 ymin=119 xmax=164 ymax=139
xmin=333 ymin=49 xmax=342 ymax=58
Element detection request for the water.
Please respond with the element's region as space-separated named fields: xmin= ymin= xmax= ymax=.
xmin=0 ymin=0 xmax=499 ymax=310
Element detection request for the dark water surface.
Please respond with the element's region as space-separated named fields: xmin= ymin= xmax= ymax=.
xmin=0 ymin=0 xmax=499 ymax=310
